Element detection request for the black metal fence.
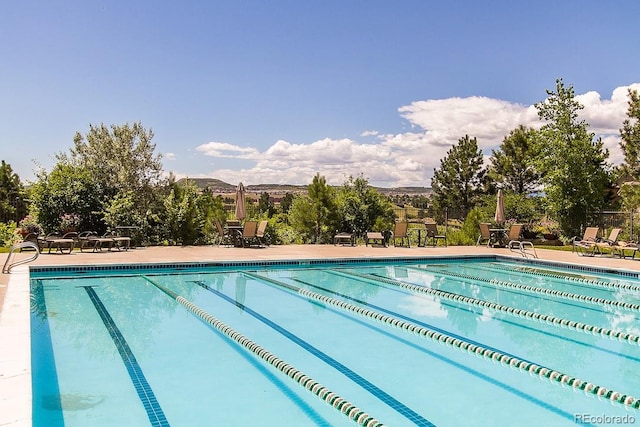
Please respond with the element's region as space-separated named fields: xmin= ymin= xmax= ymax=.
xmin=594 ymin=211 xmax=637 ymax=240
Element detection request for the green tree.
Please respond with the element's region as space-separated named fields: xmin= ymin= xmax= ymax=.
xmin=161 ymin=180 xmax=202 ymax=245
xmin=280 ymin=192 xmax=294 ymax=214
xmin=64 ymin=122 xmax=165 ymax=221
xmin=431 ymin=135 xmax=485 ymax=219
xmin=258 ymin=191 xmax=276 ymax=217
xmin=620 ymin=88 xmax=640 ymax=179
xmin=288 ymin=174 xmax=338 ymax=243
xmin=0 ymin=160 xmax=27 ymax=223
xmin=336 ymin=174 xmax=394 ymax=237
xmin=488 ymin=125 xmax=540 ymax=194
xmin=534 ymin=78 xmax=612 ymax=236
xmin=29 ymin=163 xmax=103 ymax=233
xmin=618 ymin=88 xmax=640 ymax=213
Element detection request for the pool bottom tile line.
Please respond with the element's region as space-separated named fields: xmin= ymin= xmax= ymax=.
xmin=82 ymin=286 xmax=171 ymax=427
xmin=140 ymin=275 xmax=390 ymax=427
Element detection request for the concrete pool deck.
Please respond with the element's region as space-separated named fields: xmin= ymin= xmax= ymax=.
xmin=2 ymin=243 xmax=640 ymax=426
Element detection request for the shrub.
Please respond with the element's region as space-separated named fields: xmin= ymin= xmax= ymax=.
xmin=0 ymin=221 xmax=18 ymax=247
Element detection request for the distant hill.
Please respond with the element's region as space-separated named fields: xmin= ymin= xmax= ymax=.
xmin=177 ymin=178 xmax=431 ymax=195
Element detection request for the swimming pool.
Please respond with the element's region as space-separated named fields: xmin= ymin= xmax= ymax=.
xmin=30 ymin=256 xmax=640 ymax=426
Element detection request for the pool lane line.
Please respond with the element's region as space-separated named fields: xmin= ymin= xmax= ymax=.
xmin=414 ymin=265 xmax=640 ymax=312
xmin=240 ymin=273 xmax=580 ymax=423
xmin=81 ymin=286 xmax=171 ymax=427
xmin=186 ymin=277 xmax=433 ymax=427
xmin=469 ymin=263 xmax=640 ymax=303
xmin=407 ymin=265 xmax=634 ymax=322
xmin=139 ymin=276 xmax=390 ymax=427
xmin=341 ymin=269 xmax=640 ymax=347
xmin=241 ymin=272 xmax=640 ymax=411
xmin=328 ymin=271 xmax=640 ymax=365
xmin=487 ymin=263 xmax=640 ymax=293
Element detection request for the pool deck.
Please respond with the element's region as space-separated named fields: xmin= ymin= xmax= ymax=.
xmin=2 ymin=243 xmax=640 ymax=426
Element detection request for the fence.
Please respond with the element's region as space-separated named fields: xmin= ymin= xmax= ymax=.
xmin=595 ymin=211 xmax=637 ymax=240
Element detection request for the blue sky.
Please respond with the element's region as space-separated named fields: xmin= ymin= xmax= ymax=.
xmin=1 ymin=1 xmax=639 ymax=187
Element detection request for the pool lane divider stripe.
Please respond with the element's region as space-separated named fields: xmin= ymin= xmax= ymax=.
xmin=243 ymin=272 xmax=640 ymax=411
xmin=188 ymin=278 xmax=433 ymax=427
xmin=82 ymin=286 xmax=171 ymax=427
xmin=139 ymin=276 xmax=388 ymax=427
xmin=495 ymin=264 xmax=640 ymax=292
xmin=341 ymin=269 xmax=640 ymax=347
xmin=414 ymin=266 xmax=640 ymax=312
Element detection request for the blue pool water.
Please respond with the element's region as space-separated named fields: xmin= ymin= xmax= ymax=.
xmin=30 ymin=256 xmax=640 ymax=426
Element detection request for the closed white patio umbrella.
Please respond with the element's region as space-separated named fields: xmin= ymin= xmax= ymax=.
xmin=494 ymin=188 xmax=505 ymax=225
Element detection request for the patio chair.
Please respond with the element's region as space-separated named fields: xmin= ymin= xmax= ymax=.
xmin=572 ymin=227 xmax=600 ymax=256
xmin=425 ymin=222 xmax=446 ymax=247
xmin=333 ymin=230 xmax=355 ymax=246
xmin=42 ymin=232 xmax=78 ymax=254
xmin=476 ymin=223 xmax=493 ymax=247
xmin=240 ymin=221 xmax=258 ymax=248
xmin=21 ymin=233 xmax=40 ymax=251
xmin=215 ymin=220 xmax=234 ymax=247
xmin=366 ymin=231 xmax=387 ymax=247
xmin=103 ymin=230 xmax=131 ymax=251
xmin=78 ymin=231 xmax=115 ymax=252
xmin=391 ymin=222 xmax=410 ymax=247
xmin=612 ymin=241 xmax=640 ymax=259
xmin=254 ymin=220 xmax=269 ymax=247
xmin=593 ymin=228 xmax=622 ymax=256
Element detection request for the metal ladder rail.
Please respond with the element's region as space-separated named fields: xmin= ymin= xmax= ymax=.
xmin=2 ymin=241 xmax=40 ymax=274
xmin=508 ymin=240 xmax=538 ymax=259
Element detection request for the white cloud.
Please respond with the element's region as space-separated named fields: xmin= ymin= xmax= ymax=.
xmin=196 ymin=141 xmax=260 ymax=159
xmin=361 ymin=130 xmax=379 ymax=137
xmin=164 ymin=152 xmax=176 ymax=160
xmin=189 ymin=83 xmax=640 ymax=187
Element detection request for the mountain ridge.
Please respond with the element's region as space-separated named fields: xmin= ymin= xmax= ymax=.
xmin=177 ymin=178 xmax=431 ymax=195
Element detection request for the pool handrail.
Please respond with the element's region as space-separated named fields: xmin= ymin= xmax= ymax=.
xmin=2 ymin=241 xmax=40 ymax=273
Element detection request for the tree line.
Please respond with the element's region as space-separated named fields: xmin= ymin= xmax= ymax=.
xmin=1 ymin=78 xmax=639 ymax=246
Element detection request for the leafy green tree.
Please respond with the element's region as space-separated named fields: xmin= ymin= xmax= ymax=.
xmin=29 ymin=163 xmax=103 ymax=233
xmin=431 ymin=135 xmax=486 ymax=219
xmin=488 ymin=125 xmax=540 ymax=194
xmin=161 ymin=180 xmax=202 ymax=245
xmin=336 ymin=174 xmax=394 ymax=237
xmin=63 ymin=122 xmax=165 ymax=221
xmin=280 ymin=192 xmax=294 ymax=214
xmin=258 ymin=191 xmax=276 ymax=217
xmin=534 ymin=78 xmax=612 ymax=236
xmin=0 ymin=160 xmax=27 ymax=223
xmin=288 ymin=174 xmax=338 ymax=243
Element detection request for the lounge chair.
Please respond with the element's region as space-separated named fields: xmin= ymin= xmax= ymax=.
xmin=593 ymin=228 xmax=622 ymax=256
xmin=103 ymin=231 xmax=131 ymax=251
xmin=215 ymin=220 xmax=235 ymax=247
xmin=476 ymin=223 xmax=493 ymax=247
xmin=391 ymin=222 xmax=410 ymax=247
xmin=425 ymin=223 xmax=446 ymax=247
xmin=572 ymin=227 xmax=600 ymax=256
xmin=41 ymin=232 xmax=77 ymax=254
xmin=78 ymin=231 xmax=115 ymax=252
xmin=612 ymin=241 xmax=640 ymax=259
xmin=366 ymin=231 xmax=387 ymax=247
xmin=334 ymin=230 xmax=355 ymax=246
xmin=21 ymin=232 xmax=40 ymax=251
